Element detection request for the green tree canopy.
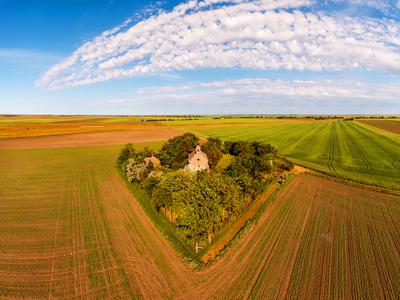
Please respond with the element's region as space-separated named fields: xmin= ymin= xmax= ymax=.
xmin=117 ymin=144 xmax=155 ymax=168
xmin=158 ymin=133 xmax=200 ymax=169
xmin=202 ymin=137 xmax=223 ymax=170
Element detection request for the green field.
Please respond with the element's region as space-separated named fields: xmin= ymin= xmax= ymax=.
xmin=161 ymin=117 xmax=307 ymax=126
xmin=0 ymin=142 xmax=162 ymax=298
xmin=1 ymin=116 xmax=400 ymax=298
xmin=1 ymin=142 xmax=399 ymax=298
xmin=188 ymin=120 xmax=400 ymax=189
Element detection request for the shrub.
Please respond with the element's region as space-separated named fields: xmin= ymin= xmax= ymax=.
xmin=117 ymin=144 xmax=155 ymax=169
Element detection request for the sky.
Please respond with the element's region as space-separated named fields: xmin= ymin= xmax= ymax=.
xmin=1 ymin=0 xmax=400 ymax=115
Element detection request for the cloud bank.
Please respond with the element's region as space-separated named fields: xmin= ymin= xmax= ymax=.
xmin=106 ymin=78 xmax=400 ymax=114
xmin=37 ymin=0 xmax=400 ymax=90
xmin=121 ymin=78 xmax=400 ymax=102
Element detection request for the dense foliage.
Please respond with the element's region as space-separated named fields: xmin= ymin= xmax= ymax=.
xmin=117 ymin=133 xmax=291 ymax=246
xmin=153 ymin=171 xmax=242 ymax=243
xmin=157 ymin=132 xmax=199 ymax=169
xmin=117 ymin=143 xmax=155 ymax=167
xmin=202 ymin=137 xmax=223 ymax=170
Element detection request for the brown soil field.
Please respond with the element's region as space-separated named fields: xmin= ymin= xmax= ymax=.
xmin=0 ymin=128 xmax=182 ymax=149
xmin=359 ymin=119 xmax=400 ymax=135
xmin=0 ymin=121 xmax=164 ymax=138
xmin=1 ymin=143 xmax=399 ymax=299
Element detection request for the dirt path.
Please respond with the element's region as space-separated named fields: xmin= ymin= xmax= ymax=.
xmin=0 ymin=128 xmax=182 ymax=149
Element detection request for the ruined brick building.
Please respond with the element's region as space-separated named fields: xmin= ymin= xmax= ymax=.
xmin=185 ymin=145 xmax=209 ymax=172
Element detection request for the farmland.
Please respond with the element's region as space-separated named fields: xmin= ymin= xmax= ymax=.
xmin=1 ymin=141 xmax=399 ymax=298
xmin=0 ymin=117 xmax=163 ymax=138
xmin=0 ymin=127 xmax=181 ymax=149
xmin=359 ymin=119 xmax=400 ymax=135
xmin=188 ymin=120 xmax=400 ymax=189
xmin=4 ymin=0 xmax=400 ymax=297
xmin=0 ymin=143 xmax=165 ymax=298
xmin=0 ymin=115 xmax=318 ymax=138
xmin=1 ymin=116 xmax=400 ymax=299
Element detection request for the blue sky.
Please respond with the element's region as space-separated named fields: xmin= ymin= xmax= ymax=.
xmin=1 ymin=0 xmax=400 ymax=115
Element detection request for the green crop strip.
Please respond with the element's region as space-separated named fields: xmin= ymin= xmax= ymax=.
xmin=188 ymin=120 xmax=400 ymax=189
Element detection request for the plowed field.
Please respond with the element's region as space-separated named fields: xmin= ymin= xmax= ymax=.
xmin=1 ymin=143 xmax=399 ymax=299
xmin=0 ymin=128 xmax=181 ymax=149
xmin=359 ymin=119 xmax=400 ymax=135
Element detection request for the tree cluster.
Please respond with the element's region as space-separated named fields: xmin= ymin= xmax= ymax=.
xmin=117 ymin=133 xmax=292 ymax=246
xmin=152 ymin=170 xmax=242 ymax=244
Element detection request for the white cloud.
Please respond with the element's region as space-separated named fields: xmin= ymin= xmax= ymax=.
xmin=37 ymin=0 xmax=400 ymax=90
xmin=0 ymin=48 xmax=60 ymax=62
xmin=114 ymin=78 xmax=400 ymax=103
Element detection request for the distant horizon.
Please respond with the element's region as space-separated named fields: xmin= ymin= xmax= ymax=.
xmin=2 ymin=113 xmax=400 ymax=117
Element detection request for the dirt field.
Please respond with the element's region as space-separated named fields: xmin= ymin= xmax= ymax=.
xmin=0 ymin=115 xmax=322 ymax=139
xmin=359 ymin=119 xmax=400 ymax=135
xmin=1 ymin=141 xmax=399 ymax=298
xmin=0 ymin=120 xmax=168 ymax=139
xmin=0 ymin=128 xmax=182 ymax=149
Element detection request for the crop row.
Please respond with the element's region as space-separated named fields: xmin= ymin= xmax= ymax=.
xmin=1 ymin=141 xmax=399 ymax=299
xmin=0 ymin=146 xmax=134 ymax=298
xmin=190 ymin=120 xmax=400 ymax=189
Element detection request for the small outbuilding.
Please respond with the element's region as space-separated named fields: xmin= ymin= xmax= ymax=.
xmin=185 ymin=145 xmax=209 ymax=172
xmin=144 ymin=156 xmax=161 ymax=168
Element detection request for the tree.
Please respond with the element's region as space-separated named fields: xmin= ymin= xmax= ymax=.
xmin=195 ymin=171 xmax=243 ymax=220
xmin=157 ymin=133 xmax=200 ymax=169
xmin=176 ymin=175 xmax=222 ymax=244
xmin=152 ymin=170 xmax=195 ymax=210
xmin=126 ymin=158 xmax=154 ymax=183
xmin=210 ymin=173 xmax=243 ymax=219
xmin=141 ymin=176 xmax=161 ymax=196
xmin=117 ymin=143 xmax=136 ymax=168
xmin=202 ymin=137 xmax=223 ymax=170
xmin=117 ymin=144 xmax=156 ymax=169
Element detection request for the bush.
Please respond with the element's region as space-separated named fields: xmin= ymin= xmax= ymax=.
xmin=126 ymin=158 xmax=151 ymax=183
xmin=141 ymin=176 xmax=161 ymax=196
xmin=117 ymin=144 xmax=155 ymax=169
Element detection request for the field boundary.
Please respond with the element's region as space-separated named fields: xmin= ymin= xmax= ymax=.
xmin=290 ymin=162 xmax=400 ymax=196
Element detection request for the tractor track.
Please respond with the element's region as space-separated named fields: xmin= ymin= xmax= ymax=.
xmin=350 ymin=123 xmax=400 ymax=172
xmin=327 ymin=123 xmax=340 ymax=177
xmin=339 ymin=122 xmax=373 ymax=171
